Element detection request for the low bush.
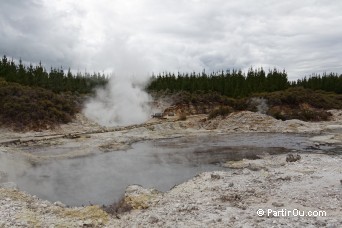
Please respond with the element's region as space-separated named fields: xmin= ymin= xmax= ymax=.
xmin=0 ymin=80 xmax=79 ymax=131
xmin=255 ymin=87 xmax=341 ymax=121
xmin=267 ymin=105 xmax=332 ymax=121
xmin=258 ymin=87 xmax=342 ymax=110
xmin=152 ymin=87 xmax=341 ymax=122
xmin=208 ymin=106 xmax=233 ymax=119
xmin=178 ymin=113 xmax=187 ymax=121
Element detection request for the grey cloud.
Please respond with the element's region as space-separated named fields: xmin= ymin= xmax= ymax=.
xmin=0 ymin=0 xmax=342 ymax=79
xmin=0 ymin=0 xmax=82 ymax=68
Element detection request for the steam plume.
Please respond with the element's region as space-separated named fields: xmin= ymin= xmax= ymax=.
xmin=83 ymin=74 xmax=152 ymax=127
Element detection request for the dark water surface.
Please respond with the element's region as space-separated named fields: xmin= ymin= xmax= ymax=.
xmin=0 ymin=133 xmax=324 ymax=206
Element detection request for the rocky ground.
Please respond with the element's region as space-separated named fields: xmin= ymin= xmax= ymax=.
xmin=0 ymin=110 xmax=341 ymax=227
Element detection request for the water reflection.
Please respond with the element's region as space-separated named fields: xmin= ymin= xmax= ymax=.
xmin=0 ymin=133 xmax=316 ymax=206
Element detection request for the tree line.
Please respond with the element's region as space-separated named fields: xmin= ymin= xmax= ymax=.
xmin=296 ymin=73 xmax=342 ymax=94
xmin=148 ymin=68 xmax=288 ymax=98
xmin=0 ymin=55 xmax=108 ymax=94
xmin=1 ymin=55 xmax=341 ymax=96
xmin=147 ymin=68 xmax=342 ymax=97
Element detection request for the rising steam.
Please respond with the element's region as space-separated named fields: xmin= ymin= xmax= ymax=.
xmin=83 ymin=74 xmax=152 ymax=127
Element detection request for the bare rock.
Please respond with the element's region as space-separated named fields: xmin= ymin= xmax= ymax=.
xmin=286 ymin=153 xmax=301 ymax=162
xmin=211 ymin=174 xmax=221 ymax=180
xmin=276 ymin=176 xmax=291 ymax=181
xmin=84 ymin=219 xmax=92 ymax=225
xmin=248 ymin=163 xmax=268 ymax=171
xmin=224 ymin=160 xmax=249 ymax=169
xmin=53 ymin=201 xmax=65 ymax=208
xmin=272 ymin=202 xmax=284 ymax=207
xmin=63 ymin=134 xmax=81 ymax=139
xmin=124 ymin=185 xmax=160 ymax=210
xmin=223 ymin=159 xmax=267 ymax=171
xmin=147 ymin=215 xmax=160 ymax=224
xmin=242 ymin=169 xmax=250 ymax=175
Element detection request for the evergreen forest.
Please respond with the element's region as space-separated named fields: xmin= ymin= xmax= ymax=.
xmin=0 ymin=55 xmax=341 ymax=130
xmin=1 ymin=55 xmax=341 ymax=97
xmin=147 ymin=68 xmax=342 ymax=97
xmin=0 ymin=55 xmax=108 ymax=94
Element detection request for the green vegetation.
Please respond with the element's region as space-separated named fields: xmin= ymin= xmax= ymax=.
xmin=260 ymin=87 xmax=342 ymax=121
xmin=159 ymin=87 xmax=341 ymax=121
xmin=147 ymin=68 xmax=342 ymax=97
xmin=259 ymin=87 xmax=342 ymax=110
xmin=0 ymin=55 xmax=341 ymax=131
xmin=0 ymin=55 xmax=107 ymax=131
xmin=0 ymin=55 xmax=108 ymax=94
xmin=166 ymin=91 xmax=248 ymax=111
xmin=297 ymin=73 xmax=342 ymax=94
xmin=148 ymin=68 xmax=342 ymax=121
xmin=208 ymin=106 xmax=233 ymax=119
xmin=0 ymin=79 xmax=79 ymax=131
xmin=148 ymin=68 xmax=289 ymax=98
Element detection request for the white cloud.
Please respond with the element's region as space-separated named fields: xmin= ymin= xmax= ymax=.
xmin=0 ymin=0 xmax=342 ymax=79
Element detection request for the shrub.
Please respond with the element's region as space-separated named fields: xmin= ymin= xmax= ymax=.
xmin=0 ymin=82 xmax=79 ymax=131
xmin=259 ymin=87 xmax=342 ymax=109
xmin=256 ymin=87 xmax=341 ymax=121
xmin=178 ymin=113 xmax=187 ymax=121
xmin=267 ymin=105 xmax=332 ymax=121
xmin=208 ymin=106 xmax=232 ymax=119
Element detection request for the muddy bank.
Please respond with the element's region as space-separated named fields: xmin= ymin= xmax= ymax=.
xmin=0 ymin=110 xmax=341 ymax=161
xmin=0 ymin=110 xmax=341 ymax=227
xmin=0 ymin=133 xmax=322 ymax=207
xmin=0 ymin=153 xmax=341 ymax=227
xmin=114 ymin=153 xmax=342 ymax=227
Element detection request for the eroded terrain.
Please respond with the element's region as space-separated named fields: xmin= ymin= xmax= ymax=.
xmin=0 ymin=110 xmax=341 ymax=227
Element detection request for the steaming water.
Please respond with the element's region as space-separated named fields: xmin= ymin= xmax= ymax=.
xmin=83 ymin=75 xmax=152 ymax=127
xmin=0 ymin=133 xmax=329 ymax=206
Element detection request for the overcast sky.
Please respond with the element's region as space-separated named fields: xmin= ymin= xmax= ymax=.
xmin=1 ymin=0 xmax=342 ymax=80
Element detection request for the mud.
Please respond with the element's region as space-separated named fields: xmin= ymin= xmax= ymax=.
xmin=0 ymin=110 xmax=341 ymax=227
